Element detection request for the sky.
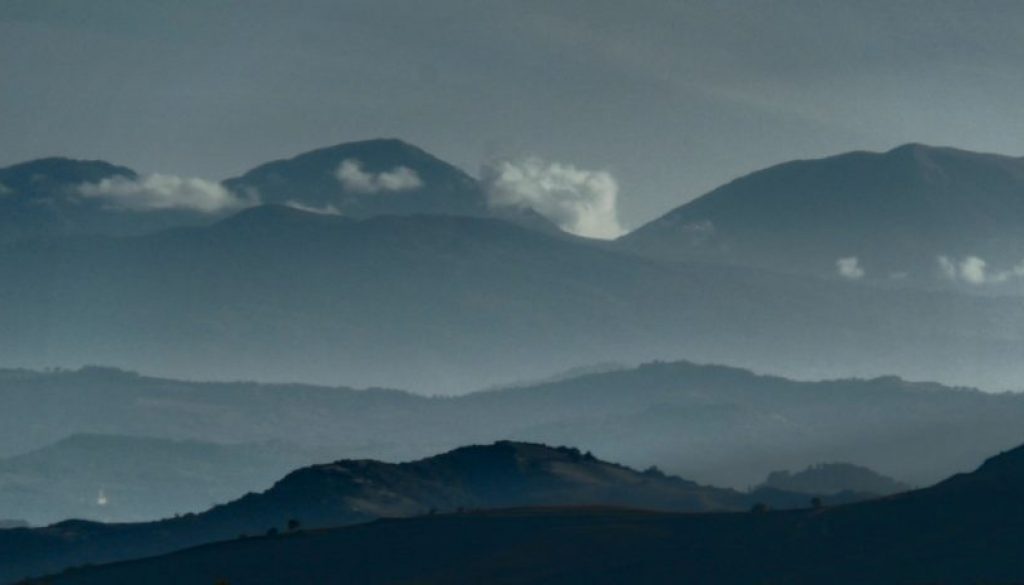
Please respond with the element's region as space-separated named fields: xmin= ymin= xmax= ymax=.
xmin=2 ymin=0 xmax=1023 ymax=229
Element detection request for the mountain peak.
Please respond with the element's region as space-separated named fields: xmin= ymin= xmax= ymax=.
xmin=223 ymin=138 xmax=481 ymax=216
xmin=0 ymin=157 xmax=136 ymax=192
xmin=621 ymin=143 xmax=1024 ymax=282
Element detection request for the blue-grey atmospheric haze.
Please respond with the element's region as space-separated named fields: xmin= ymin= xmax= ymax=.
xmin=2 ymin=0 xmax=1024 ymax=229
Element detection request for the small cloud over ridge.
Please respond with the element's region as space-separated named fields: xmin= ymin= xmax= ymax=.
xmin=335 ymin=159 xmax=423 ymax=194
xmin=836 ymin=257 xmax=865 ymax=280
xmin=285 ymin=201 xmax=342 ymax=215
xmin=78 ymin=174 xmax=254 ymax=213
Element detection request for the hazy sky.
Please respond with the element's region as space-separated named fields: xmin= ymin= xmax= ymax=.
xmin=2 ymin=0 xmax=1023 ymax=228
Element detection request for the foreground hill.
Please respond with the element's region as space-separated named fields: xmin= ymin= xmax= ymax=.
xmin=621 ymin=144 xmax=1024 ymax=289
xmin=31 ymin=444 xmax=1024 ymax=585
xmin=0 ymin=442 xmax=812 ymax=585
xmin=2 ymin=203 xmax=1024 ymax=393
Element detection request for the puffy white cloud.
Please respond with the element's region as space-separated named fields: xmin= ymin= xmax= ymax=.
xmin=937 ymin=255 xmax=1024 ymax=285
xmin=836 ymin=257 xmax=865 ymax=280
xmin=482 ymin=157 xmax=624 ymax=239
xmin=335 ymin=159 xmax=423 ymax=194
xmin=78 ymin=174 xmax=254 ymax=213
xmin=959 ymin=256 xmax=988 ymax=285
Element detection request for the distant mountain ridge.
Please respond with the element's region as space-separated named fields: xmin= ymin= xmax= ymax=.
xmin=3 ymin=200 xmax=1024 ymax=393
xmin=3 ymin=361 xmax=1024 ymax=503
xmin=757 ymin=462 xmax=911 ymax=496
xmin=621 ymin=143 xmax=1024 ymax=287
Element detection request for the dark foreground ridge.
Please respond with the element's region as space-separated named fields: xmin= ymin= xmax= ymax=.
xmin=26 ymin=443 xmax=1024 ymax=585
xmin=0 ymin=441 xmax=828 ymax=585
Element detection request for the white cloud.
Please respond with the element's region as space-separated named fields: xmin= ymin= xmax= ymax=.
xmin=335 ymin=159 xmax=423 ymax=194
xmin=78 ymin=174 xmax=254 ymax=213
xmin=937 ymin=255 xmax=1024 ymax=285
xmin=836 ymin=257 xmax=865 ymax=280
xmin=959 ymin=256 xmax=988 ymax=285
xmin=482 ymin=157 xmax=624 ymax=239
xmin=285 ymin=200 xmax=342 ymax=215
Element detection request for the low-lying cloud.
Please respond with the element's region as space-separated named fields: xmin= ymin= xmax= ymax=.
xmin=78 ymin=174 xmax=254 ymax=213
xmin=336 ymin=159 xmax=423 ymax=194
xmin=482 ymin=158 xmax=624 ymax=239
xmin=836 ymin=257 xmax=865 ymax=280
xmin=938 ymin=255 xmax=1024 ymax=285
xmin=285 ymin=201 xmax=342 ymax=215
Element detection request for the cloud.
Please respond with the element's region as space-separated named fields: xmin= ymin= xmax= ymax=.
xmin=78 ymin=174 xmax=254 ymax=213
xmin=959 ymin=256 xmax=988 ymax=285
xmin=285 ymin=200 xmax=342 ymax=215
xmin=937 ymin=255 xmax=1024 ymax=285
xmin=836 ymin=257 xmax=865 ymax=280
xmin=335 ymin=159 xmax=423 ymax=194
xmin=482 ymin=157 xmax=624 ymax=239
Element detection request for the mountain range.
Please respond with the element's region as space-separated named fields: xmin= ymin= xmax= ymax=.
xmin=3 ymin=140 xmax=1024 ymax=392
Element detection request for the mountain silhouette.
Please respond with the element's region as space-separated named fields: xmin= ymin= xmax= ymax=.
xmin=621 ymin=144 xmax=1024 ymax=286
